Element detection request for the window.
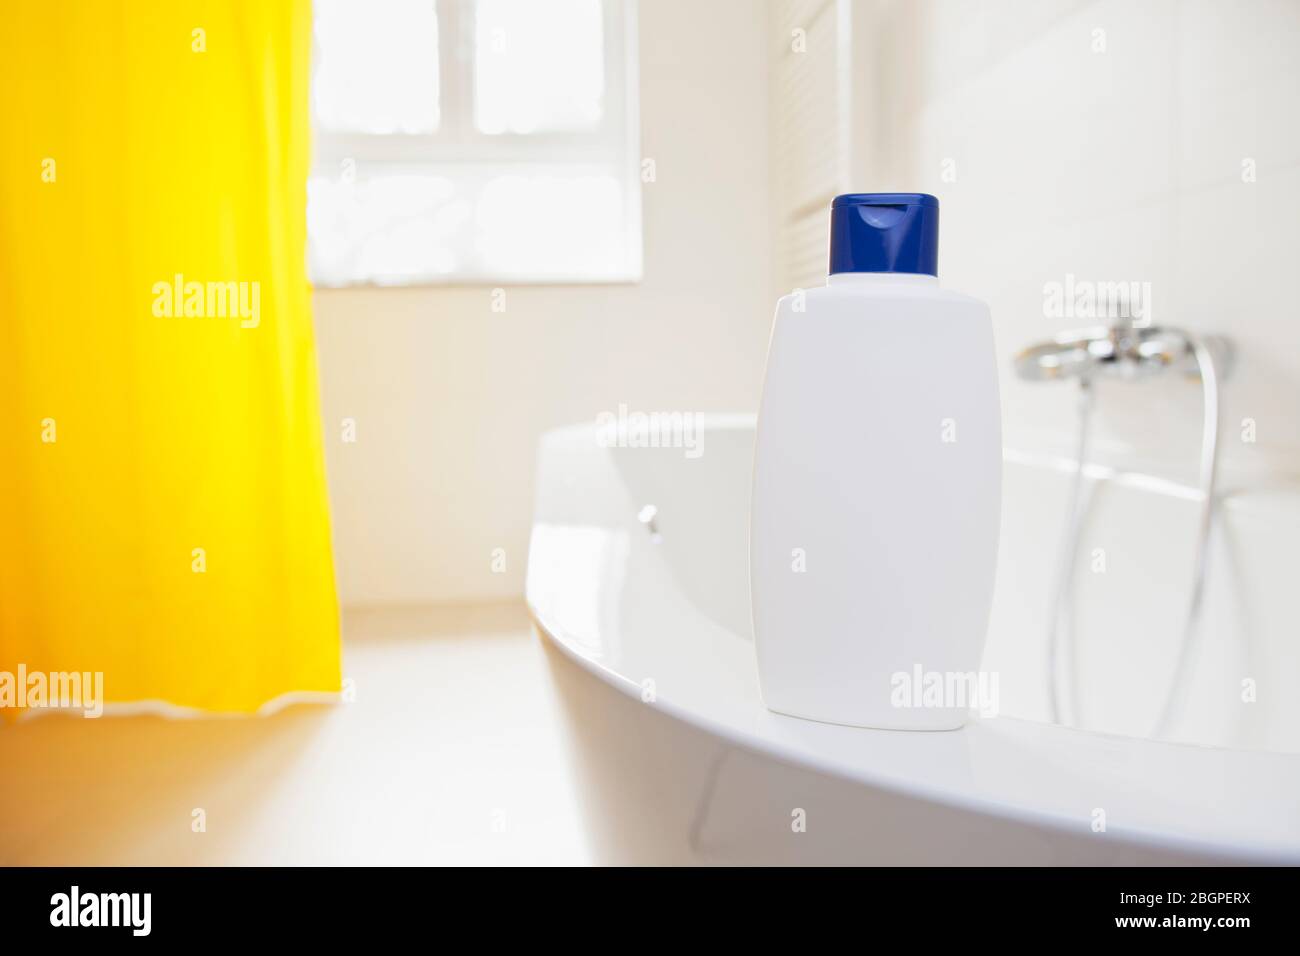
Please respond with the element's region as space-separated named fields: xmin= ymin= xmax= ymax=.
xmin=308 ymin=0 xmax=641 ymax=287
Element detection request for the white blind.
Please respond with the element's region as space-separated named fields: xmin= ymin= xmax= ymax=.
xmin=770 ymin=0 xmax=846 ymax=294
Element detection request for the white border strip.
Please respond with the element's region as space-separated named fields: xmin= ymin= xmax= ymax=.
xmin=9 ymin=689 xmax=340 ymax=724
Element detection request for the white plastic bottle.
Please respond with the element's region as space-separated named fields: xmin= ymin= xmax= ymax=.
xmin=750 ymin=193 xmax=1001 ymax=730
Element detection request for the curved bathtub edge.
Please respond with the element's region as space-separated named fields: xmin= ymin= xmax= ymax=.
xmin=528 ymin=602 xmax=1300 ymax=867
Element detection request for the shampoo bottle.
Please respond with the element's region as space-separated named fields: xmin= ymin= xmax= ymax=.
xmin=750 ymin=193 xmax=1001 ymax=730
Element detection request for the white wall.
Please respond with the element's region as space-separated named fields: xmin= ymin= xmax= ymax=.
xmin=836 ymin=0 xmax=1300 ymax=745
xmin=314 ymin=0 xmax=773 ymax=605
xmin=847 ymin=0 xmax=1300 ymax=484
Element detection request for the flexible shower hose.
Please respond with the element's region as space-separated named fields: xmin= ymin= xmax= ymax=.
xmin=1046 ymin=335 xmax=1222 ymax=737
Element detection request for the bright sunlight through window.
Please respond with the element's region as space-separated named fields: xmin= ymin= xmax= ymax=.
xmin=309 ymin=0 xmax=641 ymax=286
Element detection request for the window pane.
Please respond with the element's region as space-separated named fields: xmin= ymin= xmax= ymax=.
xmin=475 ymin=172 xmax=625 ymax=276
xmin=308 ymin=173 xmax=473 ymax=284
xmin=474 ymin=0 xmax=605 ymax=135
xmin=314 ymin=0 xmax=440 ymax=134
xmin=308 ymin=166 xmax=636 ymax=285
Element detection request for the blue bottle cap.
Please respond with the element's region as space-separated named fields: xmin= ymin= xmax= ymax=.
xmin=828 ymin=193 xmax=939 ymax=277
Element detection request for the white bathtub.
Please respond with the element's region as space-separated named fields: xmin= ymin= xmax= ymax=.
xmin=526 ymin=415 xmax=1300 ymax=864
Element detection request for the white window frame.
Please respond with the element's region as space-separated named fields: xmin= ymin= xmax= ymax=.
xmin=310 ymin=0 xmax=642 ymax=287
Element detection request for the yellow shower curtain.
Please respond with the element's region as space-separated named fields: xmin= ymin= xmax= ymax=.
xmin=0 ymin=1 xmax=341 ymax=715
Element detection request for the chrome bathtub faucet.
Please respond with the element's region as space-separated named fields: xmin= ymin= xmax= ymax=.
xmin=1013 ymin=309 xmax=1232 ymax=736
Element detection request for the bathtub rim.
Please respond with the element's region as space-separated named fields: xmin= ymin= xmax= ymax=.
xmin=529 ymin=601 xmax=1300 ymax=866
xmin=528 ymin=415 xmax=1300 ymax=866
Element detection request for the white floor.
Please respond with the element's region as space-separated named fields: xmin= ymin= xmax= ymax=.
xmin=0 ymin=604 xmax=594 ymax=865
